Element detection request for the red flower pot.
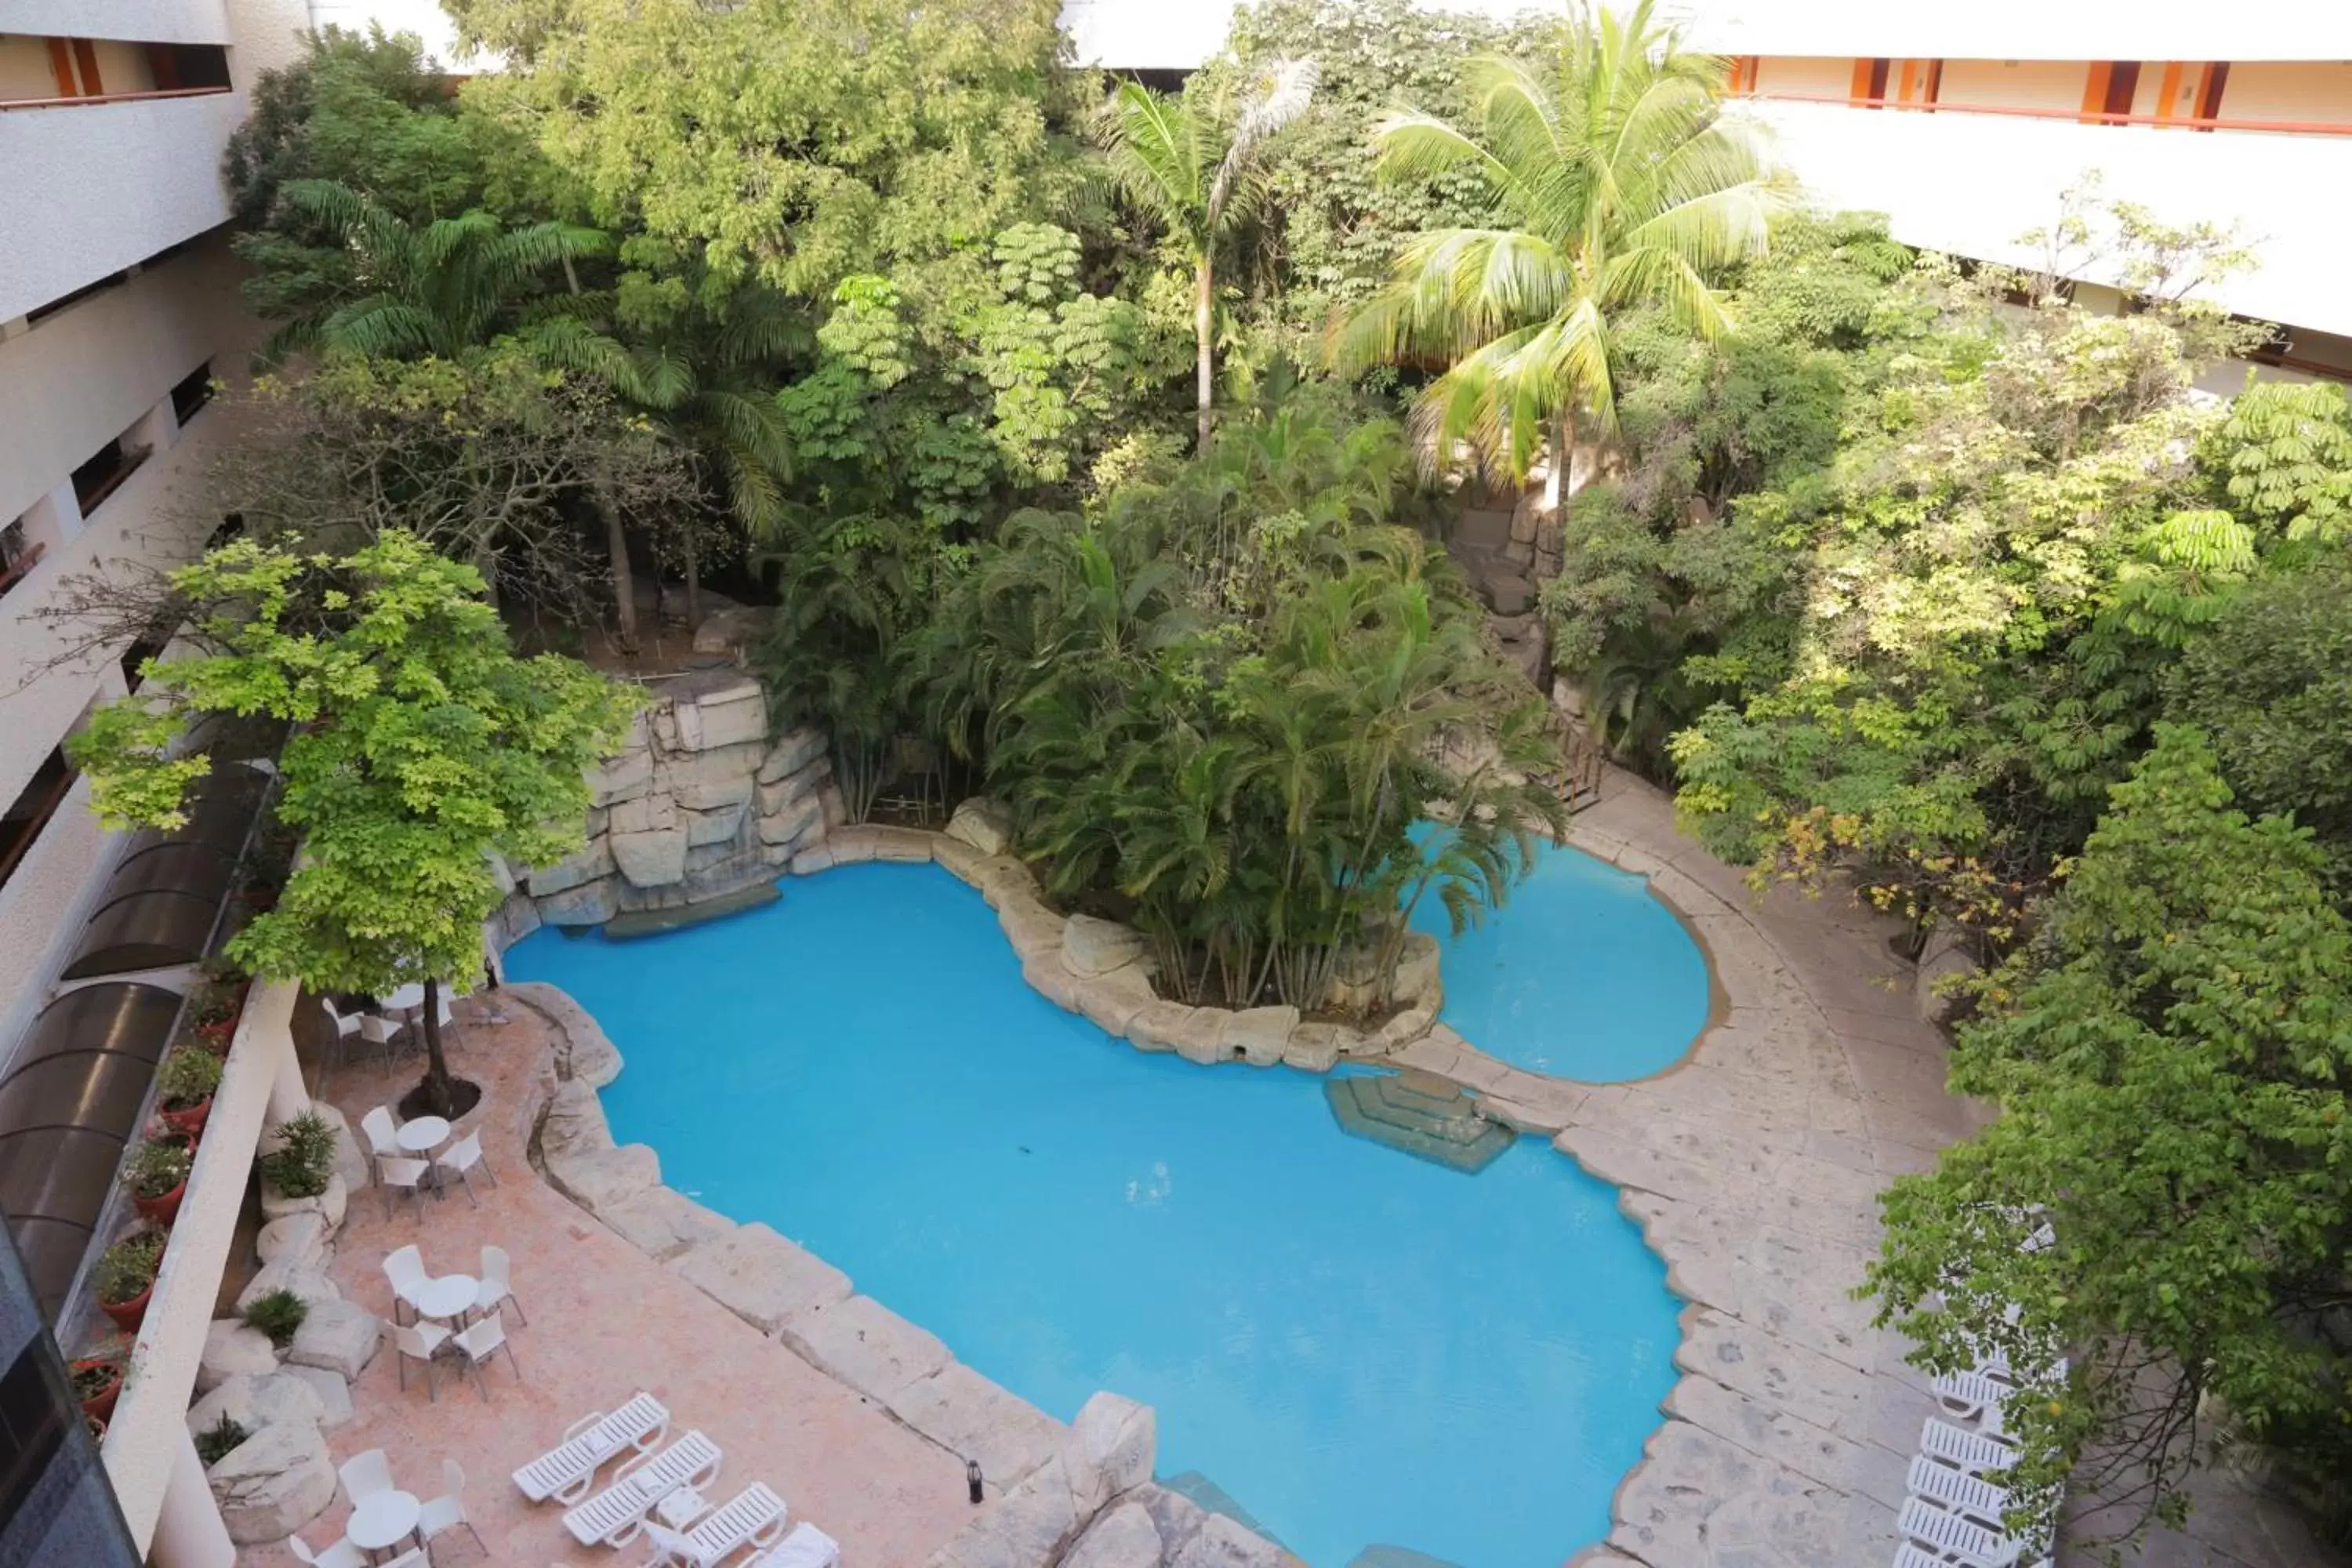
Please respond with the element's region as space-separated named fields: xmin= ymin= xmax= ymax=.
xmin=100 ymin=1282 xmax=153 ymax=1334
xmin=72 ymin=1360 xmax=122 ymax=1421
xmin=158 ymin=1097 xmax=212 ymax=1141
xmin=133 ymin=1178 xmax=187 ymax=1227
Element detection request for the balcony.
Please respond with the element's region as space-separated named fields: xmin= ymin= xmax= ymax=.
xmin=0 ymin=89 xmax=243 ymax=325
xmin=1738 ymin=97 xmax=2352 ymax=336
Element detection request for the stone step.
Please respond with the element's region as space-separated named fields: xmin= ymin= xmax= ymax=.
xmin=1323 ymin=1073 xmax=1516 ymax=1174
xmin=603 ymin=880 xmax=780 ymax=939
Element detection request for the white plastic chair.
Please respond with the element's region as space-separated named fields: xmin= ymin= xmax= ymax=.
xmin=436 ymin=1129 xmax=498 ymax=1206
xmin=381 ymin=1244 xmax=430 ymax=1324
xmin=512 ymin=1392 xmax=671 ymax=1504
xmin=640 ymin=1483 xmax=788 ymax=1567
xmin=287 ymin=1531 xmax=367 ymax=1568
xmin=474 ymin=1243 xmax=527 ymax=1326
xmin=755 ymin=1522 xmax=842 ymax=1568
xmin=1921 ymin=1417 xmax=2018 ymax=1478
xmin=451 ymin=1308 xmax=521 ymax=1399
xmin=359 ymin=1105 xmax=401 ymax=1165
xmin=419 ymin=1456 xmax=485 ymax=1556
xmin=1896 ymin=1496 xmax=2034 ymax=1568
xmin=339 ymin=1448 xmax=395 ymax=1508
xmin=359 ymin=1011 xmax=404 ymax=1072
xmin=561 ymin=1430 xmax=722 ymax=1546
xmin=1907 ymin=1453 xmax=2011 ymax=1529
xmin=377 ymin=1156 xmax=432 ymax=1221
xmin=319 ymin=998 xmax=365 ymax=1072
xmin=388 ymin=1320 xmax=451 ymax=1401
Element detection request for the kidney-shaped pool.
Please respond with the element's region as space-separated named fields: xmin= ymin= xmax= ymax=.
xmin=506 ymin=861 xmax=1685 ymax=1566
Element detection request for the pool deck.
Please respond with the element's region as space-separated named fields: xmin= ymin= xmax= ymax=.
xmin=237 ymin=1009 xmax=975 ymax=1568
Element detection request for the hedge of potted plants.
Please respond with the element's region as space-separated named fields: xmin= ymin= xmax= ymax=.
xmin=94 ymin=1232 xmax=163 ymax=1333
xmin=71 ymin=1356 xmax=123 ymax=1421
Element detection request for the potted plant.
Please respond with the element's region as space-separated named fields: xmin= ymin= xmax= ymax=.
xmin=189 ymin=966 xmax=250 ymax=1053
xmin=258 ymin=1109 xmax=336 ymax=1201
xmin=71 ymin=1357 xmax=122 ymax=1420
xmin=154 ymin=1048 xmax=223 ymax=1139
xmin=95 ymin=1232 xmax=163 ymax=1332
xmin=122 ymin=1137 xmax=194 ymax=1225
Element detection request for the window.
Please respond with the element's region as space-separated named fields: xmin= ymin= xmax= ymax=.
xmin=120 ymin=616 xmax=172 ymax=691
xmin=0 ymin=749 xmax=76 ymax=892
xmin=2083 ymin=61 xmax=2144 ymax=124
xmin=144 ymin=43 xmax=229 ymax=92
xmin=1850 ymin=58 xmax=1891 ymax=107
xmin=1726 ymin=56 xmax=1759 ymax=95
xmin=170 ymin=361 xmax=215 ymax=426
xmin=0 ymin=521 xmax=38 ymax=603
xmin=2194 ymin=61 xmax=2230 ymax=129
xmin=70 ymin=437 xmax=145 ymax=517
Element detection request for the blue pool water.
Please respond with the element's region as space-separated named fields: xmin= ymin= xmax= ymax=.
xmin=1410 ymin=839 xmax=1710 ymax=1081
xmin=506 ymin=863 xmax=1682 ymax=1566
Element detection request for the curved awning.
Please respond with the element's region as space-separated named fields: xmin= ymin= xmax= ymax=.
xmin=0 ymin=983 xmax=180 ymax=1319
xmin=121 ymin=767 xmax=267 ymax=860
xmin=88 ymin=840 xmax=238 ymax=924
xmin=59 ymin=889 xmax=222 ymax=982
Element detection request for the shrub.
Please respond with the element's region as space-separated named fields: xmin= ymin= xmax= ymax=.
xmin=94 ymin=1233 xmax=162 ymax=1306
xmin=71 ymin=1359 xmax=122 ymax=1402
xmin=258 ymin=1109 xmax=336 ymax=1199
xmin=194 ymin=1412 xmax=249 ymax=1467
xmin=155 ymin=1047 xmax=223 ymax=1112
xmin=241 ymin=1287 xmax=307 ymax=1347
xmin=120 ymin=1138 xmax=192 ymax=1201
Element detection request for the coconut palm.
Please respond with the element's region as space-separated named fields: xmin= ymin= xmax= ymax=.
xmin=1098 ymin=59 xmax=1319 ymax=448
xmin=260 ymin=180 xmax=612 ymax=364
xmin=1331 ymin=0 xmax=1789 ymax=478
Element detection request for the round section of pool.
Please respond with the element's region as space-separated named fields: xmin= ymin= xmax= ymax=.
xmin=1410 ymin=838 xmax=1711 ymax=1082
xmin=506 ymin=862 xmax=1682 ymax=1566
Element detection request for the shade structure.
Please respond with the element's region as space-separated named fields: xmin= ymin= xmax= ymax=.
xmin=0 ymin=984 xmax=180 ymax=1320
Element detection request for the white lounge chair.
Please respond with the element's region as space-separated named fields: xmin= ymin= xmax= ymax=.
xmin=514 ymin=1392 xmax=672 ymax=1503
xmin=639 ymin=1483 xmax=789 ymax=1567
xmin=754 ymin=1522 xmax=842 ymax=1568
xmin=1896 ymin=1496 xmax=2031 ymax=1568
xmin=1933 ymin=1367 xmax=2013 ymax=1429
xmin=1921 ymin=1417 xmax=2017 ymax=1478
xmin=561 ymin=1430 xmax=723 ymax=1547
xmin=1907 ymin=1453 xmax=2012 ymax=1529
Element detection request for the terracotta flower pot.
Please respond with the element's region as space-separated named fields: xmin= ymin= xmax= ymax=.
xmin=72 ymin=1360 xmax=122 ymax=1421
xmin=133 ymin=1177 xmax=187 ymax=1227
xmin=100 ymin=1281 xmax=153 ymax=1334
xmin=158 ymin=1096 xmax=212 ymax=1141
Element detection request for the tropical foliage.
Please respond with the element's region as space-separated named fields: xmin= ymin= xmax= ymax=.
xmin=68 ymin=533 xmax=640 ymax=1116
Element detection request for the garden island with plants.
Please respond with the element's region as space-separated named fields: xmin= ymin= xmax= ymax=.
xmin=53 ymin=1 xmax=2352 ymax=1563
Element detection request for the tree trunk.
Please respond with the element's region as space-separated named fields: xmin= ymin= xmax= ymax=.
xmin=418 ymin=976 xmax=452 ymax=1119
xmin=604 ymin=497 xmax=639 ymax=653
xmin=1193 ymin=254 xmax=1216 ymax=450
xmin=684 ymin=529 xmax=702 ymax=630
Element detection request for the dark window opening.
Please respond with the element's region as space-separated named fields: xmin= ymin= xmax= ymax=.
xmin=143 ymin=42 xmax=230 ymax=93
xmin=0 ymin=749 xmax=77 ymax=891
xmin=2097 ymin=61 xmax=2143 ymax=122
xmin=71 ymin=438 xmax=144 ymax=517
xmin=120 ymin=617 xmax=173 ymax=691
xmin=25 ymin=272 xmax=125 ymax=325
xmin=0 ymin=521 xmax=38 ymax=603
xmin=2194 ymin=61 xmax=2230 ymax=129
xmin=170 ymin=361 xmax=215 ymax=426
xmin=1921 ymin=59 xmax=1944 ymax=107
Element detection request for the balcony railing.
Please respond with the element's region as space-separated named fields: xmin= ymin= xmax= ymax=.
xmin=0 ymin=85 xmax=231 ymax=114
xmin=1736 ymin=89 xmax=2352 ymax=138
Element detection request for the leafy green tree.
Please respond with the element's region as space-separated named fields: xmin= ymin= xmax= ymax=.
xmin=1864 ymin=727 xmax=2352 ymax=1550
xmin=69 ymin=533 xmax=641 ymax=1116
xmin=446 ymin=0 xmax=1090 ymax=304
xmin=1098 ymin=60 xmax=1319 ymax=446
xmin=1331 ymin=0 xmax=1785 ymax=477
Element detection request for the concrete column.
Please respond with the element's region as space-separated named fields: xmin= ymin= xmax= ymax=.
xmin=148 ymin=1428 xmax=234 ymax=1568
xmin=128 ymin=392 xmax=180 ymax=460
xmin=265 ymin=1029 xmax=310 ymax=1127
xmin=18 ymin=480 xmax=82 ymax=550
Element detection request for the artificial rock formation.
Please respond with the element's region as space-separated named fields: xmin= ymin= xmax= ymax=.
xmin=510 ymin=672 xmax=835 ymax=931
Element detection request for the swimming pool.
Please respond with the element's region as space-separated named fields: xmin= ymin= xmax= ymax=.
xmin=1410 ymin=838 xmax=1711 ymax=1081
xmin=506 ymin=862 xmax=1683 ymax=1566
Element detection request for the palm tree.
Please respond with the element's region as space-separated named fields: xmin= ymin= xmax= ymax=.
xmin=1331 ymin=0 xmax=1788 ymax=480
xmin=261 ymin=180 xmax=612 ymax=364
xmin=1098 ymin=59 xmax=1319 ymax=448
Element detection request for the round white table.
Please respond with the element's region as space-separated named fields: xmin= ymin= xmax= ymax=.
xmin=412 ymin=1272 xmax=478 ymax=1325
xmin=346 ymin=1490 xmax=420 ymax=1558
xmin=382 ymin=983 xmax=426 ymax=1012
xmin=396 ymin=1116 xmax=451 ymax=1156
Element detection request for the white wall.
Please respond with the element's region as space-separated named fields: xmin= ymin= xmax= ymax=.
xmin=1744 ymin=97 xmax=2352 ymax=339
xmin=0 ymin=0 xmax=232 ymax=48
xmin=0 ymin=91 xmax=245 ymax=321
xmin=1682 ymin=0 xmax=2352 ymax=62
